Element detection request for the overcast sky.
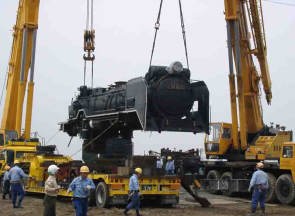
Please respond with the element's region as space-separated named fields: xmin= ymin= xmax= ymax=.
xmin=0 ymin=0 xmax=294 ymax=159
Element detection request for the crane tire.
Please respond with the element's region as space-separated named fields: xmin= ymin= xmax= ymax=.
xmin=220 ymin=171 xmax=234 ymax=197
xmin=265 ymin=173 xmax=277 ymax=203
xmin=95 ymin=182 xmax=109 ymax=208
xmin=275 ymin=174 xmax=295 ymax=205
xmin=206 ymin=170 xmax=221 ymax=194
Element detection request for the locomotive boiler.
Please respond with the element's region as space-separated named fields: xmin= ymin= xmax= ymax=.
xmin=60 ymin=62 xmax=209 ymax=163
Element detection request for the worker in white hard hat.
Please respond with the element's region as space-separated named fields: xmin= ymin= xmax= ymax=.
xmin=156 ymin=156 xmax=163 ymax=169
xmin=67 ymin=165 xmax=95 ymax=216
xmin=124 ymin=167 xmax=142 ymax=216
xmin=2 ymin=165 xmax=11 ymax=199
xmin=43 ymin=164 xmax=60 ymax=216
xmin=248 ymin=162 xmax=269 ymax=215
xmin=165 ymin=156 xmax=175 ymax=175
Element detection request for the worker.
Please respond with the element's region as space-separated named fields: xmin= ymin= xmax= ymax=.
xmin=8 ymin=160 xmax=28 ymax=208
xmin=67 ymin=165 xmax=95 ymax=216
xmin=248 ymin=162 xmax=269 ymax=215
xmin=156 ymin=156 xmax=163 ymax=169
xmin=2 ymin=165 xmax=11 ymax=199
xmin=165 ymin=156 xmax=175 ymax=175
xmin=43 ymin=164 xmax=60 ymax=216
xmin=124 ymin=167 xmax=142 ymax=216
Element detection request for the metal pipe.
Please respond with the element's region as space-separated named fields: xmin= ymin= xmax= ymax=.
xmin=20 ymin=28 xmax=28 ymax=81
xmin=30 ymin=30 xmax=37 ymax=81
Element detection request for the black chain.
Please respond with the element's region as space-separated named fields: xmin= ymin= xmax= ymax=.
xmin=149 ymin=0 xmax=164 ymax=68
xmin=178 ymin=0 xmax=189 ymax=69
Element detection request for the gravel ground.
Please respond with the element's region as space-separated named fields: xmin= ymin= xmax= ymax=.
xmin=0 ymin=190 xmax=294 ymax=216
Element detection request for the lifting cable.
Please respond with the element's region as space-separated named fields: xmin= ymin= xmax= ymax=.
xmin=178 ymin=0 xmax=190 ymax=69
xmin=149 ymin=0 xmax=190 ymax=70
xmin=83 ymin=0 xmax=95 ymax=87
xmin=149 ymin=0 xmax=164 ymax=68
xmin=69 ymin=119 xmax=119 ymax=157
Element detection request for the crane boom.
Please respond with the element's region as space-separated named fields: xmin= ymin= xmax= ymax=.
xmin=225 ymin=0 xmax=269 ymax=148
xmin=0 ymin=0 xmax=40 ymax=143
xmin=204 ymin=0 xmax=291 ymax=161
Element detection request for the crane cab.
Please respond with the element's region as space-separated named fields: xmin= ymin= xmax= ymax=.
xmin=280 ymin=142 xmax=295 ymax=181
xmin=204 ymin=122 xmax=232 ymax=158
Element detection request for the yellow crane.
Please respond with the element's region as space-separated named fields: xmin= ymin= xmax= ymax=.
xmin=0 ymin=0 xmax=40 ymax=154
xmin=202 ymin=0 xmax=295 ymax=205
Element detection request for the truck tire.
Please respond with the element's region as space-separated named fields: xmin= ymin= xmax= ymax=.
xmin=220 ymin=172 xmax=233 ymax=196
xmin=206 ymin=170 xmax=220 ymax=194
xmin=265 ymin=173 xmax=277 ymax=203
xmin=95 ymin=182 xmax=109 ymax=208
xmin=275 ymin=174 xmax=295 ymax=205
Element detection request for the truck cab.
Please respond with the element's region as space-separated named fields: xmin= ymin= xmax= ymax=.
xmin=280 ymin=142 xmax=295 ymax=182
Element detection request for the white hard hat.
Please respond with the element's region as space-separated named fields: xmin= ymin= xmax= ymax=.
xmin=48 ymin=164 xmax=60 ymax=175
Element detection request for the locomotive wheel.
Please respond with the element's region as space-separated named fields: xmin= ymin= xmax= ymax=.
xmin=96 ymin=182 xmax=109 ymax=208
xmin=265 ymin=173 xmax=277 ymax=203
xmin=220 ymin=172 xmax=234 ymax=196
xmin=275 ymin=174 xmax=295 ymax=204
xmin=206 ymin=170 xmax=220 ymax=194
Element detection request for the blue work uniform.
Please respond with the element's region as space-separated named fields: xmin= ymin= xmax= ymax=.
xmin=156 ymin=159 xmax=163 ymax=169
xmin=125 ymin=174 xmax=141 ymax=215
xmin=68 ymin=176 xmax=95 ymax=216
xmin=8 ymin=165 xmax=28 ymax=208
xmin=165 ymin=160 xmax=175 ymax=175
xmin=249 ymin=169 xmax=269 ymax=212
xmin=2 ymin=171 xmax=11 ymax=199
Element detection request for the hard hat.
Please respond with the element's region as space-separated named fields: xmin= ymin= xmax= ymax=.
xmin=4 ymin=165 xmax=10 ymax=170
xmin=48 ymin=164 xmax=60 ymax=175
xmin=135 ymin=167 xmax=142 ymax=174
xmin=14 ymin=160 xmax=20 ymax=164
xmin=167 ymin=156 xmax=172 ymax=160
xmin=80 ymin=165 xmax=90 ymax=173
xmin=256 ymin=162 xmax=264 ymax=169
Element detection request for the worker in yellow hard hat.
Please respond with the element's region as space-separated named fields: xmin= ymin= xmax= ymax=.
xmin=124 ymin=167 xmax=142 ymax=216
xmin=165 ymin=156 xmax=175 ymax=175
xmin=2 ymin=165 xmax=11 ymax=200
xmin=9 ymin=159 xmax=28 ymax=208
xmin=67 ymin=165 xmax=95 ymax=216
xmin=248 ymin=162 xmax=269 ymax=215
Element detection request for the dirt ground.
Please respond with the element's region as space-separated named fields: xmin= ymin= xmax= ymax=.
xmin=0 ymin=191 xmax=294 ymax=216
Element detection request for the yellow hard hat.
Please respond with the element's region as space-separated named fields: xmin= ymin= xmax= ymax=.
xmin=80 ymin=165 xmax=90 ymax=173
xmin=4 ymin=165 xmax=10 ymax=170
xmin=14 ymin=160 xmax=20 ymax=164
xmin=167 ymin=156 xmax=172 ymax=160
xmin=135 ymin=167 xmax=142 ymax=174
xmin=256 ymin=162 xmax=264 ymax=169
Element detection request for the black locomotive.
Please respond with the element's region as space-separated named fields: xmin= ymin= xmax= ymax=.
xmin=60 ymin=62 xmax=209 ymax=163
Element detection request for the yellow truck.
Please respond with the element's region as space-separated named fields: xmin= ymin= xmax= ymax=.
xmin=0 ymin=143 xmax=180 ymax=207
